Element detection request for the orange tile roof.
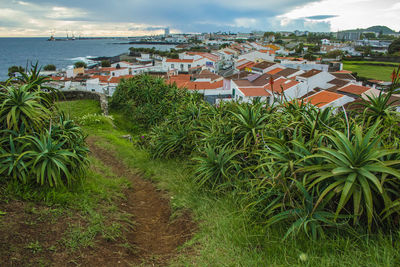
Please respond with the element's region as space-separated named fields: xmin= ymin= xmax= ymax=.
xmin=169 ymin=74 xmax=191 ymax=81
xmin=238 ymin=87 xmax=271 ymax=97
xmin=237 ymin=61 xmax=256 ymax=70
xmin=108 ymin=75 xmax=135 ymax=83
xmin=304 ymin=91 xmax=344 ymax=108
xmin=264 ymin=78 xmax=299 ymax=94
xmin=90 ymin=75 xmax=110 ymax=83
xmin=170 ymin=80 xmax=224 ymax=90
xmin=267 ymin=68 xmax=284 ymax=75
xmin=265 ymin=44 xmax=280 ymax=50
xmin=166 ymin=59 xmax=194 ymax=63
xmin=259 ymin=49 xmax=276 ymax=54
xmin=338 ymin=84 xmax=371 ymax=95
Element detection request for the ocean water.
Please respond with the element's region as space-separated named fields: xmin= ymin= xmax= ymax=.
xmin=0 ymin=38 xmax=175 ymax=81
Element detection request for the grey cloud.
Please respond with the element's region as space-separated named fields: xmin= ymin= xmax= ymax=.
xmin=306 ymin=15 xmax=338 ymax=20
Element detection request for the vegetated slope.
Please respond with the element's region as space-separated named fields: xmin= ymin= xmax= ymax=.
xmin=106 ymin=72 xmax=400 ymax=266
xmin=0 ymin=99 xmax=196 ymax=266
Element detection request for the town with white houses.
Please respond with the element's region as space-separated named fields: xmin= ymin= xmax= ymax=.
xmin=45 ymin=28 xmax=400 ymax=111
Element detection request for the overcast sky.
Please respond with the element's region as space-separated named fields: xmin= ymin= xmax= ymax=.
xmin=0 ymin=0 xmax=399 ymax=37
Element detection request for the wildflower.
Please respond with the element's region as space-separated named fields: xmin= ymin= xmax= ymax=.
xmin=141 ymin=135 xmax=145 ymax=138
xmin=391 ymin=69 xmax=396 ymax=83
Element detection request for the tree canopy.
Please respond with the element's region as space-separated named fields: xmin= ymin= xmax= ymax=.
xmin=388 ymin=38 xmax=400 ymax=55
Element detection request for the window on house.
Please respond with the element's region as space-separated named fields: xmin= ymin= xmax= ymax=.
xmin=188 ymin=64 xmax=191 ymax=69
xmin=171 ymin=64 xmax=175 ymax=69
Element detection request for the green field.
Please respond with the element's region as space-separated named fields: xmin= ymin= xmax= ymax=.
xmin=343 ymin=61 xmax=399 ymax=81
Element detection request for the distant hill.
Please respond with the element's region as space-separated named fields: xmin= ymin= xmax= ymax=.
xmin=365 ymin=26 xmax=396 ymax=34
xmin=340 ymin=25 xmax=397 ymax=34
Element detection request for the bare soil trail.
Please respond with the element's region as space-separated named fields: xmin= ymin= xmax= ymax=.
xmin=0 ymin=136 xmax=195 ymax=267
xmin=84 ymin=137 xmax=196 ymax=266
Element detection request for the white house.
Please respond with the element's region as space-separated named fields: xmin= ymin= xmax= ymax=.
xmin=238 ymin=50 xmax=275 ymax=63
xmin=321 ymin=39 xmax=331 ymax=45
xmin=163 ymin=58 xmax=196 ymax=72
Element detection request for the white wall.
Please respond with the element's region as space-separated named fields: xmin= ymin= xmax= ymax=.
xmin=296 ymin=72 xmax=336 ymax=91
xmin=238 ymin=51 xmax=275 ymax=62
xmin=111 ymin=68 xmax=129 ymax=77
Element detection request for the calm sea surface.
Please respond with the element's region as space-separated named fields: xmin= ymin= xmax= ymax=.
xmin=0 ymin=38 xmax=175 ymax=81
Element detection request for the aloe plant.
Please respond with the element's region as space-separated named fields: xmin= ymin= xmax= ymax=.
xmin=0 ymin=135 xmax=31 ymax=184
xmin=266 ymin=181 xmax=347 ymax=240
xmin=303 ymin=122 xmax=400 ymax=230
xmin=193 ymin=144 xmax=240 ymax=191
xmin=0 ymin=84 xmax=50 ymax=132
xmin=28 ymin=131 xmax=78 ymax=187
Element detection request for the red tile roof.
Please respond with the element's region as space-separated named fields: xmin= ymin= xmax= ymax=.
xmin=238 ymin=87 xmax=271 ymax=97
xmin=304 ymin=91 xmax=344 ymax=107
xmin=237 ymin=61 xmax=256 ymax=70
xmin=108 ymin=75 xmax=135 ymax=83
xmin=166 ymin=59 xmax=194 ymax=63
xmin=259 ymin=49 xmax=276 ymax=54
xmin=267 ymin=68 xmax=284 ymax=75
xmin=168 ymin=74 xmax=223 ymax=90
xmin=338 ymin=84 xmax=371 ymax=95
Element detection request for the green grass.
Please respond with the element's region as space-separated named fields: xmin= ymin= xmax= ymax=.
xmin=58 ymin=100 xmax=400 ymax=267
xmin=57 ymin=99 xmax=102 ymax=120
xmin=342 ymin=61 xmax=400 ymax=81
xmin=343 ymin=61 xmax=400 ymax=66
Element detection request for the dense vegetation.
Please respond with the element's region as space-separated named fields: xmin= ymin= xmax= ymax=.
xmin=112 ymin=70 xmax=400 ymax=240
xmin=0 ymin=65 xmax=89 ymax=187
xmin=110 ymin=74 xmax=202 ymax=129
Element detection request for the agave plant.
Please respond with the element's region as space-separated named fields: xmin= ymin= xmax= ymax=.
xmin=0 ymin=84 xmax=50 ymax=132
xmin=10 ymin=62 xmax=58 ymax=106
xmin=359 ymin=91 xmax=398 ymax=120
xmin=231 ymin=103 xmax=269 ymax=149
xmin=266 ymin=181 xmax=347 ymax=240
xmin=28 ymin=131 xmax=78 ymax=187
xmin=303 ymin=122 xmax=400 ymax=230
xmin=193 ymin=144 xmax=240 ymax=191
xmin=0 ymin=135 xmax=31 ymax=184
xmin=51 ymin=113 xmax=86 ymax=149
xmin=150 ymin=123 xmax=194 ymax=159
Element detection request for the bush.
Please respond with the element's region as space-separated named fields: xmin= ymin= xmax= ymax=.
xmin=0 ymin=68 xmax=89 ymax=188
xmin=110 ymin=74 xmax=200 ymax=128
xmin=101 ymin=60 xmax=111 ymax=67
xmin=43 ymin=64 xmax=56 ymax=71
xmin=74 ymin=61 xmax=87 ymax=69
xmin=7 ymin=65 xmax=25 ymax=77
xmin=113 ymin=66 xmax=400 ymax=239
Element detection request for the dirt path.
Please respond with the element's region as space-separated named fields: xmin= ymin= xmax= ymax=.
xmin=85 ymin=137 xmax=196 ymax=266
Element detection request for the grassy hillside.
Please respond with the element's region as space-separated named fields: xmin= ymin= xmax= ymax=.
xmin=56 ymin=100 xmax=400 ymax=266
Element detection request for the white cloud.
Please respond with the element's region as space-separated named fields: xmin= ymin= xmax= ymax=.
xmin=281 ymin=0 xmax=400 ymax=32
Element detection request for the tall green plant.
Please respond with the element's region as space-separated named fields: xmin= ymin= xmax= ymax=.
xmin=0 ymin=84 xmax=50 ymax=132
xmin=303 ymin=122 xmax=400 ymax=230
xmin=28 ymin=131 xmax=78 ymax=187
